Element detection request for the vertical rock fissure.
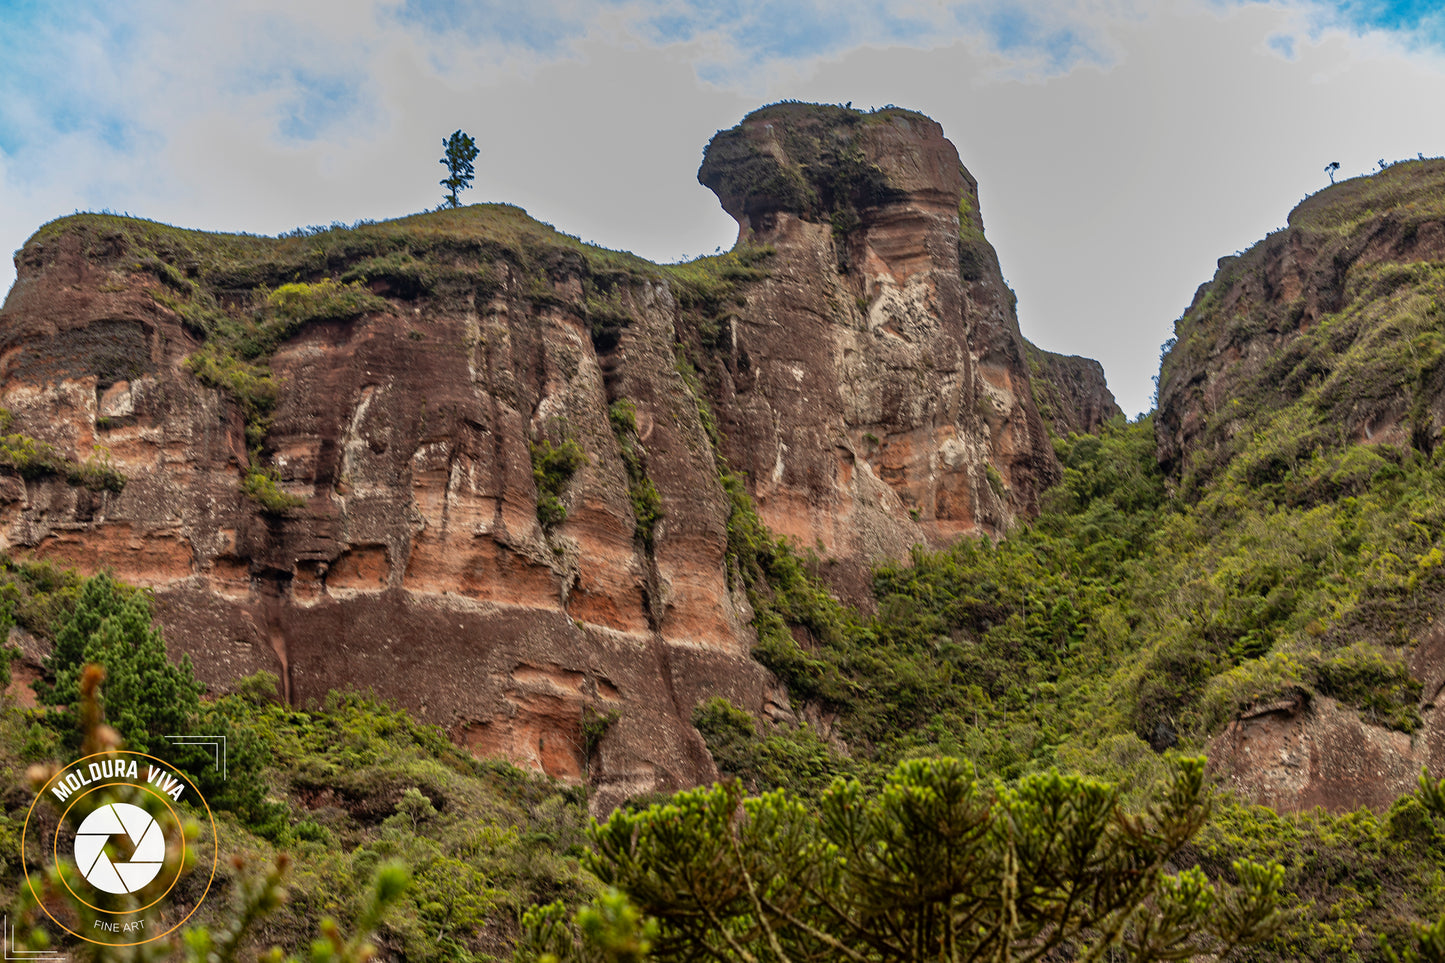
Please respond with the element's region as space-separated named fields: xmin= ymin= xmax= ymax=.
xmin=258 ymin=576 xmax=292 ymax=704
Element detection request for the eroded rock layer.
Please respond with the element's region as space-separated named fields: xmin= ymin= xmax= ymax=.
xmin=0 ymin=104 xmax=1068 ymax=801
xmin=695 ymin=105 xmax=1061 ymax=591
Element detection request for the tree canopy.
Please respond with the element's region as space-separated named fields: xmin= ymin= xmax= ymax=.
xmin=521 ymin=756 xmax=1286 ymax=963
xmin=39 ymin=571 xmax=201 ymax=755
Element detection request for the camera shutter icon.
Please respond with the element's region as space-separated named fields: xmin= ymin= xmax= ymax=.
xmin=74 ymin=802 xmax=166 ymax=894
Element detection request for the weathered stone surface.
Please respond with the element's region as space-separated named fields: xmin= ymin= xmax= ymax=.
xmin=0 ymin=221 xmax=754 ymax=811
xmin=1026 ymin=344 xmax=1122 ymax=436
xmin=1209 ymin=693 xmax=1423 ymax=812
xmin=0 ymin=104 xmax=1070 ymax=804
xmin=694 ymin=104 xmax=1060 ymax=596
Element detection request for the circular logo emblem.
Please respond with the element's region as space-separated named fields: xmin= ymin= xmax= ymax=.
xmin=22 ymin=750 xmax=217 ymax=947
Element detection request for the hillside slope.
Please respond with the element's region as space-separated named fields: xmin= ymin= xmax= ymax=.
xmin=1154 ymin=159 xmax=1445 ymax=809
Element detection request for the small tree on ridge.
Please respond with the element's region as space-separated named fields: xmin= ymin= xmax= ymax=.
xmin=440 ymin=129 xmax=479 ymax=208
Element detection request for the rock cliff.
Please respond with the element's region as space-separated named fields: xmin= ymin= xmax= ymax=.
xmin=1025 ymin=344 xmax=1122 ymax=436
xmin=1157 ymin=159 xmax=1445 ymax=482
xmin=695 ymin=104 xmax=1060 ymax=591
xmin=0 ymin=103 xmax=1071 ymax=803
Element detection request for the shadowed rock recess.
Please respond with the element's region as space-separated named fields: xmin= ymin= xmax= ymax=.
xmin=0 ymin=103 xmax=1096 ymax=806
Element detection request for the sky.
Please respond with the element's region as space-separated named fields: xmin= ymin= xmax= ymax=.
xmin=2 ymin=1 xmax=1444 ymax=416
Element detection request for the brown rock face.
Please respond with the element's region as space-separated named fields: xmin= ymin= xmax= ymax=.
xmin=1212 ymin=617 xmax=1445 ymax=813
xmin=1156 ymin=159 xmax=1445 ymax=478
xmin=693 ymin=104 xmax=1059 ymax=592
xmin=0 ymin=104 xmax=1066 ymax=801
xmin=0 ymin=213 xmax=776 ymax=811
xmin=1025 ymin=345 xmax=1122 ymax=436
xmin=1209 ymin=693 xmax=1423 ymax=812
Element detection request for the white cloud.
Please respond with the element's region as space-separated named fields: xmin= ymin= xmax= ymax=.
xmin=3 ymin=0 xmax=1445 ymax=415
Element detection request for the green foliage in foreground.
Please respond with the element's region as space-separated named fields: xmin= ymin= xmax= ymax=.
xmin=526 ymin=757 xmax=1286 ymax=963
xmin=694 ymin=408 xmax=1445 ymax=960
xmin=7 ymin=663 xmax=415 ymax=963
xmin=0 ymin=564 xmax=592 ymax=960
xmin=39 ymin=571 xmax=202 ymax=755
xmin=1 ymin=674 xmax=595 ymax=961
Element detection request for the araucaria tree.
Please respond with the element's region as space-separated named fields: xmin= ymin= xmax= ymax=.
xmin=520 ymin=756 xmax=1287 ymax=963
xmin=440 ymin=129 xmax=479 ymax=208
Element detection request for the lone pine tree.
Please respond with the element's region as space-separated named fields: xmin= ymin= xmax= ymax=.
xmin=440 ymin=129 xmax=479 ymax=208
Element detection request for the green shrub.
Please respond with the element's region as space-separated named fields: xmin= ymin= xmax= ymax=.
xmin=0 ymin=419 xmax=126 ymax=492
xmin=1314 ymin=642 xmax=1421 ymax=731
xmin=67 ymin=449 xmax=126 ymax=493
xmin=607 ymin=400 xmax=663 ymax=546
xmin=0 ymin=432 xmax=70 ymax=478
xmin=242 ymin=466 xmax=306 ymax=513
xmin=692 ymin=696 xmax=854 ymax=796
xmin=562 ymin=757 xmax=1284 ymax=963
xmin=341 ymin=252 xmax=437 ymax=298
xmin=186 ymin=344 xmax=277 ymax=446
xmin=531 ymin=437 xmax=587 ymax=530
xmin=266 ymin=277 xmax=387 ymax=326
xmin=607 ymin=399 xmax=638 ymax=435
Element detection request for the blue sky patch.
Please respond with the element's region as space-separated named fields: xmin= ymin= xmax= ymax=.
xmin=1267 ymin=32 xmax=1297 ymax=58
xmin=386 ymin=0 xmax=604 ymax=56
xmin=1329 ymin=0 xmax=1440 ymax=33
xmin=274 ymin=69 xmax=366 ymax=143
xmin=0 ymin=2 xmax=140 ymax=155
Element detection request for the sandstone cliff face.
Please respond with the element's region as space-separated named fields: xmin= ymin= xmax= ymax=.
xmin=694 ymin=104 xmax=1060 ymax=593
xmin=0 ymin=105 xmax=1065 ymax=801
xmin=1025 ymin=345 xmax=1122 ymax=436
xmin=0 ymin=210 xmax=778 ymax=810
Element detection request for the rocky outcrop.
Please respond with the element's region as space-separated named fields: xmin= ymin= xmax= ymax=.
xmin=0 ymin=104 xmax=1068 ymax=802
xmin=1213 ymin=616 xmax=1445 ymax=813
xmin=1209 ymin=693 xmax=1424 ymax=812
xmin=694 ymin=104 xmax=1059 ymax=594
xmin=1156 ymin=159 xmax=1445 ymax=481
xmin=1025 ymin=345 xmax=1122 ymax=436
